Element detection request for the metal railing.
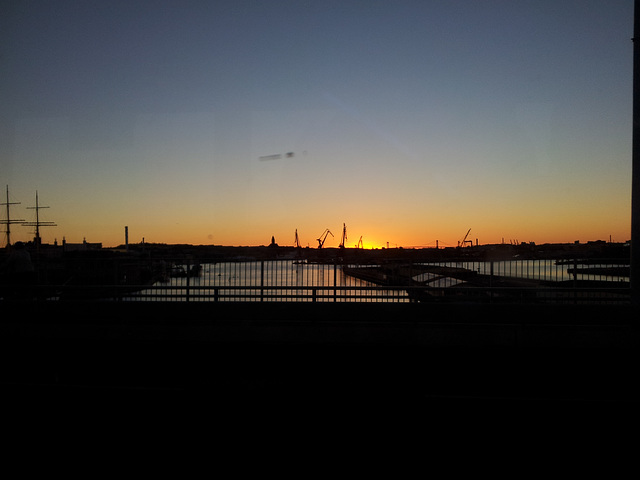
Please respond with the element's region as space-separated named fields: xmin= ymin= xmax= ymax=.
xmin=1 ymin=257 xmax=631 ymax=304
xmin=124 ymin=284 xmax=630 ymax=304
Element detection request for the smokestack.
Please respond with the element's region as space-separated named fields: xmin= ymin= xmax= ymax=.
xmin=125 ymin=226 xmax=129 ymax=251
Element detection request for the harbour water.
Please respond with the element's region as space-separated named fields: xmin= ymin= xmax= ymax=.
xmin=141 ymin=260 xmax=405 ymax=302
xmin=131 ymin=258 xmax=630 ymax=302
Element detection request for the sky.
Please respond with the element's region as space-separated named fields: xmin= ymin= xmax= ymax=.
xmin=0 ymin=0 xmax=634 ymax=248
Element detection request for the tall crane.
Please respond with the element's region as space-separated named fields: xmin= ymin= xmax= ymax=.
xmin=356 ymin=236 xmax=363 ymax=249
xmin=339 ymin=223 xmax=347 ymax=249
xmin=294 ymin=229 xmax=301 ymax=248
xmin=317 ymin=229 xmax=333 ymax=248
xmin=459 ymin=228 xmax=473 ymax=247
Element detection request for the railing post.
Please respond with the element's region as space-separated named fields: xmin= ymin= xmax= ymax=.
xmin=573 ymin=257 xmax=578 ymax=304
xmin=260 ymin=260 xmax=264 ymax=302
xmin=333 ymin=263 xmax=337 ymax=302
xmin=186 ymin=259 xmax=190 ymax=302
xmin=489 ymin=260 xmax=494 ymax=303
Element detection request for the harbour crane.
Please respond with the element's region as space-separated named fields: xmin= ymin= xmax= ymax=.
xmin=356 ymin=236 xmax=363 ymax=249
xmin=317 ymin=229 xmax=333 ymax=249
xmin=339 ymin=223 xmax=347 ymax=249
xmin=294 ymin=229 xmax=301 ymax=248
xmin=459 ymin=228 xmax=473 ymax=247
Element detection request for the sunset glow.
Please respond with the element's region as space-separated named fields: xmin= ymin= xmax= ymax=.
xmin=1 ymin=1 xmax=633 ymax=249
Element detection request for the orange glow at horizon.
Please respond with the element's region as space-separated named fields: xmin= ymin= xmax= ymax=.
xmin=5 ymin=175 xmax=630 ymax=249
xmin=37 ymin=218 xmax=629 ymax=250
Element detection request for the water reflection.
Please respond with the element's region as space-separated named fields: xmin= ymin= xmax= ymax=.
xmin=131 ymin=259 xmax=629 ymax=302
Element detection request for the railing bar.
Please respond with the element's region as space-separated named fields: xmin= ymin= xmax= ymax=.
xmin=15 ymin=258 xmax=631 ymax=304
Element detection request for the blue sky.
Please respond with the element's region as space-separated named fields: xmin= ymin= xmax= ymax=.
xmin=0 ymin=1 xmax=634 ymax=247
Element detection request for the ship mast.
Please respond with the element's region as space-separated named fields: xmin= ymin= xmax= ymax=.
xmin=1 ymin=186 xmax=25 ymax=248
xmin=23 ymin=191 xmax=56 ymax=246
